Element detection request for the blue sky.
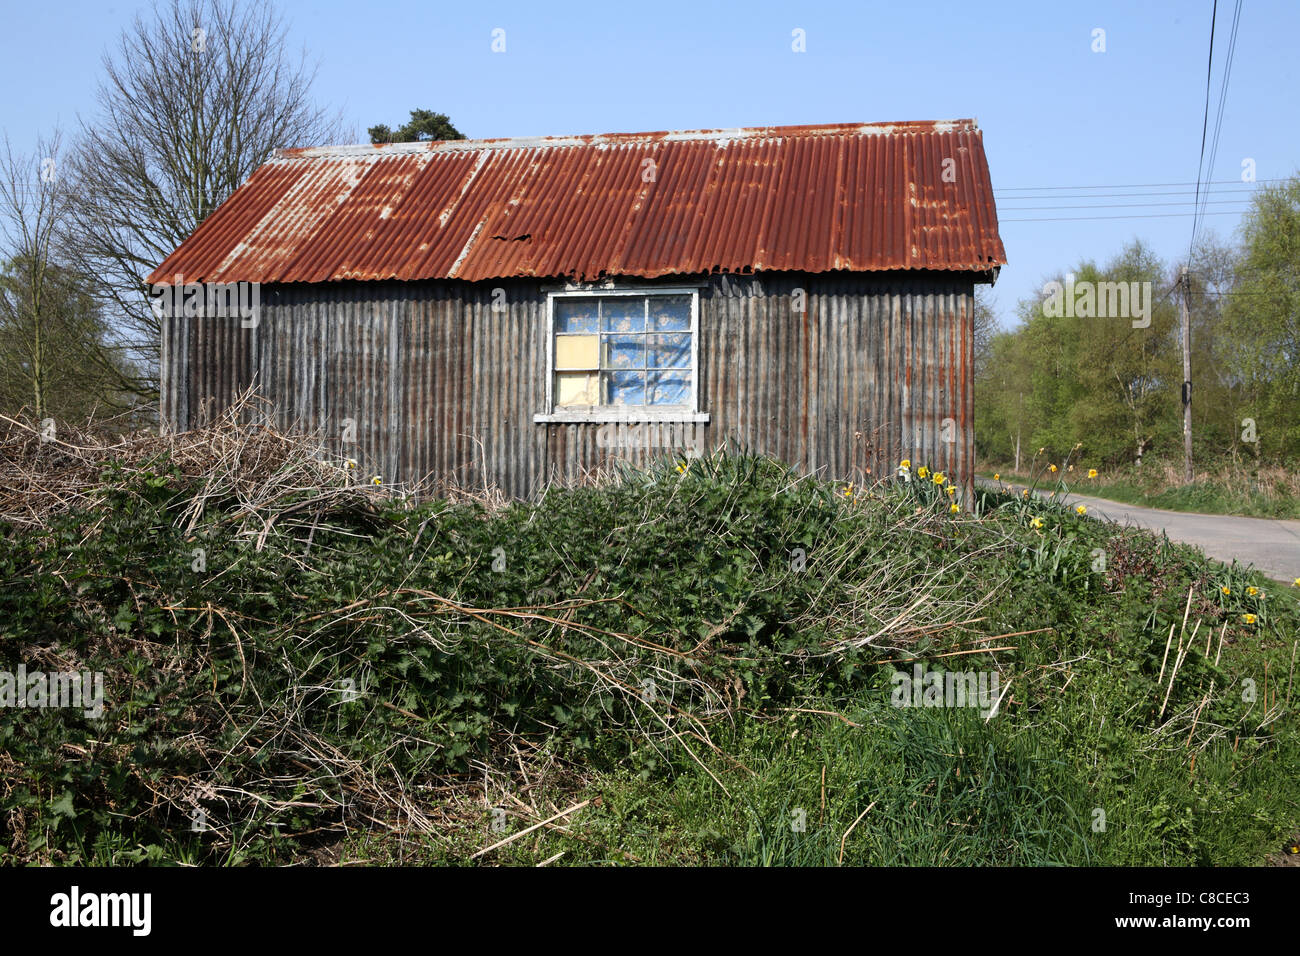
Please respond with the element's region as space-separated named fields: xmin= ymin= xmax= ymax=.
xmin=4 ymin=0 xmax=1296 ymax=326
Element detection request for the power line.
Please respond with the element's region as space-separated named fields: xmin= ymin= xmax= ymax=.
xmin=995 ymin=177 xmax=1283 ymax=193
xmin=996 ymin=188 xmax=1262 ymax=201
xmin=1203 ymin=289 xmax=1299 ymax=298
xmin=1194 ymin=0 xmax=1244 ymax=252
xmin=1001 ymin=210 xmax=1249 ymax=223
xmin=999 ymin=199 xmax=1253 ymax=211
xmin=1190 ymin=0 xmax=1219 ymax=262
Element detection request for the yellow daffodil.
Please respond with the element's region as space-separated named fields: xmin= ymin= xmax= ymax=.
xmin=1022 ymin=489 xmax=1030 ymax=499
xmin=1247 ymin=586 xmax=1259 ymax=597
xmin=993 ymin=473 xmax=1001 ymax=481
xmin=371 ymin=475 xmax=382 ymax=486
xmin=1030 ymin=517 xmax=1043 ymax=529
xmin=933 ymin=472 xmax=945 ymax=485
xmin=917 ymin=466 xmax=930 ymax=479
xmin=949 ymin=503 xmax=960 ymax=514
xmin=1049 ymin=464 xmax=1058 ymax=473
xmin=1087 ymin=468 xmax=1098 ymax=478
xmin=946 ymin=485 xmax=956 ymax=496
xmin=1242 ymin=613 xmax=1257 ymax=624
xmin=900 ymin=459 xmax=911 ymax=469
xmin=1221 ymin=586 xmax=1231 ymax=596
xmin=1075 ymin=505 xmax=1087 ymax=515
xmin=1294 ymin=578 xmax=1300 ymax=588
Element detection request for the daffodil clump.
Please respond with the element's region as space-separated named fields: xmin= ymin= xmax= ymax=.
xmin=1215 ymin=577 xmax=1269 ymax=627
xmin=991 ymin=448 xmax=1098 ymax=503
xmin=895 ymin=460 xmax=965 ymax=515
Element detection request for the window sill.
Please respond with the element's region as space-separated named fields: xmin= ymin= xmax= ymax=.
xmin=533 ymin=410 xmax=711 ymax=424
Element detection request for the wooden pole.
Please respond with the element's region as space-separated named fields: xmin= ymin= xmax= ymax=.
xmin=1014 ymin=392 xmax=1022 ymax=472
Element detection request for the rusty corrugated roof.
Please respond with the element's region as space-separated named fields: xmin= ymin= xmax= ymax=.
xmin=148 ymin=119 xmax=1006 ymax=285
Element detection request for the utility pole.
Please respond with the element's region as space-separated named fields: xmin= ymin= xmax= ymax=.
xmin=1014 ymin=391 xmax=1023 ymax=473
xmin=1180 ymin=266 xmax=1193 ymax=484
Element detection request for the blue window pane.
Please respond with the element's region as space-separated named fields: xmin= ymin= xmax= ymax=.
xmin=605 ymin=371 xmax=645 ymax=406
xmin=555 ymin=299 xmax=598 ymax=333
xmin=647 ymin=333 xmax=690 ymax=369
xmin=648 ymin=371 xmax=690 ymax=405
xmin=602 ymin=298 xmax=644 ymax=333
xmin=650 ymin=295 xmax=691 ymax=331
xmin=603 ymin=334 xmax=646 ymax=370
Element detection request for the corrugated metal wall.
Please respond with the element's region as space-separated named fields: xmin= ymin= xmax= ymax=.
xmin=160 ymin=272 xmax=975 ymax=498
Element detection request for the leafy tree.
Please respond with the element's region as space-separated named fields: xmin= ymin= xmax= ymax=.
xmin=0 ymin=256 xmax=136 ymax=420
xmin=977 ymin=241 xmax=1179 ymax=467
xmin=368 ymin=110 xmax=465 ymax=144
xmin=1068 ymin=243 xmax=1180 ymax=465
xmin=1220 ymin=175 xmax=1300 ymax=458
xmin=0 ymin=131 xmax=74 ymax=419
xmin=974 ymin=325 xmax=1033 ymax=469
xmin=1182 ymin=232 xmax=1248 ymax=459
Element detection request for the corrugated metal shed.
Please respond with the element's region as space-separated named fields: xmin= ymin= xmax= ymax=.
xmin=161 ymin=274 xmax=975 ymax=498
xmin=148 ymin=120 xmax=1005 ymax=285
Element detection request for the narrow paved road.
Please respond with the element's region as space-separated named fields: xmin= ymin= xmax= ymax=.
xmin=979 ymin=480 xmax=1300 ymax=582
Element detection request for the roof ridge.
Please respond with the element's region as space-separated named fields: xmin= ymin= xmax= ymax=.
xmin=274 ymin=119 xmax=979 ymax=161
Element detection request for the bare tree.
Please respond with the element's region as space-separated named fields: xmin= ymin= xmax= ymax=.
xmin=0 ymin=131 xmax=72 ymax=419
xmin=0 ymin=131 xmax=140 ymax=421
xmin=62 ymin=0 xmax=346 ymax=401
xmin=972 ymin=283 xmax=998 ymax=379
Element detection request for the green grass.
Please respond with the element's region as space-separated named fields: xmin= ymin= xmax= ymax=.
xmin=1093 ymin=479 xmax=1300 ymax=519
xmin=980 ymin=459 xmax=1300 ymax=519
xmin=3 ymin=449 xmax=1298 ymax=866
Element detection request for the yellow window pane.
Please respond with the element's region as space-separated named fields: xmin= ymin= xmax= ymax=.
xmin=556 ymin=334 xmax=598 ymax=369
xmin=556 ymin=372 xmax=598 ymax=406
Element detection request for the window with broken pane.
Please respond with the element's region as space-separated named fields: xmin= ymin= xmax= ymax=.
xmin=552 ymin=293 xmax=693 ymax=409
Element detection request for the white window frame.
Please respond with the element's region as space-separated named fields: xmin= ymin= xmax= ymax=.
xmin=533 ymin=287 xmax=709 ymax=423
